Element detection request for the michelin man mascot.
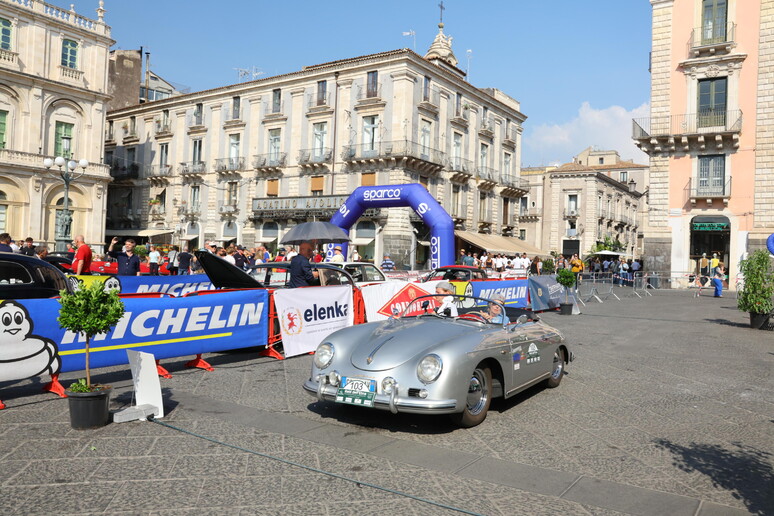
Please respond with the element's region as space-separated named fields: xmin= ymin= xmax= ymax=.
xmin=0 ymin=301 xmax=60 ymax=408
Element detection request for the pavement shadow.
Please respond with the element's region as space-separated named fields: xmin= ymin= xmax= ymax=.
xmin=654 ymin=438 xmax=774 ymax=515
xmin=305 ymin=400 xmax=459 ymax=435
xmin=704 ymin=318 xmax=750 ymax=329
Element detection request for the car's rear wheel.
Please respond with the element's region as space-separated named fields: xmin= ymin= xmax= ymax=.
xmin=546 ymin=348 xmax=566 ymax=388
xmin=450 ymin=365 xmax=492 ymax=428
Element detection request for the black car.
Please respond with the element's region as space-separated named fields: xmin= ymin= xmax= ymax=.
xmin=0 ymin=252 xmax=74 ymax=299
xmin=43 ymin=255 xmax=73 ymax=274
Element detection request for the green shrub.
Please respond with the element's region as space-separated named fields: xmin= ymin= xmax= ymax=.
xmin=737 ymin=250 xmax=774 ymax=314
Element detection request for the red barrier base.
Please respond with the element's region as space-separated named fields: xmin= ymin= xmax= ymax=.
xmin=156 ymin=360 xmax=173 ymax=379
xmin=0 ymin=400 xmax=5 ymax=410
xmin=185 ymin=354 xmax=214 ymax=371
xmin=259 ymin=345 xmax=284 ymax=360
xmin=44 ymin=374 xmax=67 ymax=398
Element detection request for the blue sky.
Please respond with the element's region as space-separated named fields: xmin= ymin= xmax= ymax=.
xmin=101 ymin=0 xmax=652 ymax=166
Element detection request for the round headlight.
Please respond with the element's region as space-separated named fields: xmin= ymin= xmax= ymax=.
xmin=417 ymin=354 xmax=443 ymax=384
xmin=381 ymin=376 xmax=397 ymax=394
xmin=314 ymin=342 xmax=335 ymax=369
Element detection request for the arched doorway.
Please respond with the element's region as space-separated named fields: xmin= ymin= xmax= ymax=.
xmin=690 ymin=215 xmax=730 ymax=267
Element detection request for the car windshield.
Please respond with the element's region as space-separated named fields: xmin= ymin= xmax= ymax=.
xmin=399 ymin=294 xmax=510 ymax=325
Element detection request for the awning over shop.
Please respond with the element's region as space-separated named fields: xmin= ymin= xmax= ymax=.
xmin=104 ymin=229 xmax=174 ymax=238
xmin=350 ymin=238 xmax=374 ymax=247
xmin=455 ymin=230 xmax=551 ymax=257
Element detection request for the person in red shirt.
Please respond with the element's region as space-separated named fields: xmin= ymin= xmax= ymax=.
xmin=71 ymin=235 xmax=92 ymax=275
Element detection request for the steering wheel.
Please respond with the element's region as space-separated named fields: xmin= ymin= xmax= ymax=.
xmin=458 ymin=311 xmax=488 ymax=323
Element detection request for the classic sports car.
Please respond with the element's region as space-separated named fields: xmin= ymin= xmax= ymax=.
xmin=327 ymin=262 xmax=392 ymax=285
xmin=0 ymin=252 xmax=74 ymax=299
xmin=90 ymin=260 xmax=170 ymax=276
xmin=304 ymin=294 xmax=571 ymax=427
xmin=422 ymin=265 xmax=489 ymax=282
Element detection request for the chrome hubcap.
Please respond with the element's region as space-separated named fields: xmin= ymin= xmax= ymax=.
xmin=551 ymin=351 xmax=564 ymax=379
xmin=466 ymin=370 xmax=488 ymax=415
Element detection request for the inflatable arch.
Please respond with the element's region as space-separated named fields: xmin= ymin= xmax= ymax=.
xmin=330 ymin=184 xmax=455 ymax=268
xmin=768 ymin=233 xmax=774 ymax=255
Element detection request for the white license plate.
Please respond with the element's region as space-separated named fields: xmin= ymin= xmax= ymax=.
xmin=336 ymin=376 xmax=376 ymax=407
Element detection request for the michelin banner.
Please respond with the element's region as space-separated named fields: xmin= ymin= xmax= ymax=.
xmin=68 ymin=274 xmax=214 ymax=296
xmin=0 ymin=290 xmax=269 ymax=379
xmin=273 ymin=286 xmax=354 ymax=358
xmin=467 ymin=279 xmax=529 ymax=308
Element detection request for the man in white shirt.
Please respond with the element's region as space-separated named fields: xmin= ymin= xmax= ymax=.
xmin=285 ymin=245 xmax=298 ymax=260
xmin=329 ymin=245 xmax=345 ymax=263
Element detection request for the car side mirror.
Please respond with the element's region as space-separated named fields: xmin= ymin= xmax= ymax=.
xmin=516 ymin=315 xmax=529 ymax=325
xmin=422 ymin=300 xmax=430 ymax=312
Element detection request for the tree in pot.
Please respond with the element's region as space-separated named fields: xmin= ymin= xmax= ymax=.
xmin=737 ymin=249 xmax=774 ymax=329
xmin=58 ymin=281 xmax=125 ymax=429
xmin=555 ymin=268 xmax=576 ymax=315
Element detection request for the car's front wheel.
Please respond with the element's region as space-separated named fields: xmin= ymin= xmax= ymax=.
xmin=450 ymin=365 xmax=492 ymax=428
xmin=546 ymin=348 xmax=566 ymax=388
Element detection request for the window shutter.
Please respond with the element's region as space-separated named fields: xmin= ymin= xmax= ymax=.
xmin=361 ymin=172 xmax=375 ymax=186
xmin=310 ymin=176 xmax=324 ymax=192
xmin=266 ymin=179 xmax=279 ymax=197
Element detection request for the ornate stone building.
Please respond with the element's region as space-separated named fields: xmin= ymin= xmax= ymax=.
xmin=105 ymin=23 xmax=531 ymax=268
xmin=634 ymin=0 xmax=773 ymax=279
xmin=0 ymin=0 xmax=113 ymax=251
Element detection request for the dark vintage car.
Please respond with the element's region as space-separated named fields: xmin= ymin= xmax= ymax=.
xmin=422 ymin=265 xmax=489 ymax=282
xmin=194 ymin=251 xmax=357 ymax=289
xmin=0 ymin=252 xmax=74 ymax=299
xmin=43 ymin=254 xmax=73 ymax=274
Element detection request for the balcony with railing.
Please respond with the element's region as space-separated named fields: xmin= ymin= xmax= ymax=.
xmin=298 ymin=148 xmax=332 ymax=170
xmin=478 ymin=117 xmax=495 ymax=139
xmin=148 ymin=204 xmax=166 ymax=221
xmin=632 ymin=110 xmax=742 ymax=154
xmin=224 ymin=108 xmax=243 ymax=127
xmin=451 ymin=106 xmax=470 ymax=128
xmin=688 ymin=22 xmax=736 ymax=57
xmin=448 ymin=156 xmax=474 ymax=181
xmin=253 ymin=152 xmax=287 ymax=173
xmin=418 ymin=87 xmax=440 ymax=115
xmin=500 ymin=175 xmax=529 ymax=196
xmin=180 ymin=203 xmax=201 ymax=220
xmin=518 ymin=209 xmax=541 ymax=221
xmin=179 ymin=161 xmax=207 ymax=176
xmin=355 ymin=83 xmax=384 ymax=109
xmin=147 ymin=164 xmax=172 ymax=179
xmin=188 ymin=113 xmax=206 ymax=133
xmin=476 ymin=165 xmax=499 ymax=187
xmin=503 ymin=129 xmax=518 ymax=148
xmin=478 ymin=210 xmax=493 ymax=225
xmin=342 ymin=140 xmax=446 ymax=173
xmin=0 ymin=47 xmax=19 ymax=67
xmin=110 ymin=159 xmax=140 ymax=180
xmin=59 ymin=65 xmax=84 ymax=82
xmin=215 ymin=157 xmax=246 ymax=173
xmin=688 ymin=177 xmax=731 ymax=207
xmin=307 ymin=92 xmax=332 ymax=115
xmin=155 ymin=122 xmax=172 ymax=137
xmin=449 ymin=204 xmax=467 ymax=221
xmin=218 ymin=204 xmax=239 ymax=216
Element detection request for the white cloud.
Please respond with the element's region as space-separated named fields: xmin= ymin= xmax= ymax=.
xmin=523 ymin=102 xmax=650 ymax=166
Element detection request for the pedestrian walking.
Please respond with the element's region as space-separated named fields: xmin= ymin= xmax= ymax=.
xmin=148 ymin=245 xmax=161 ymax=275
xmin=167 ymin=246 xmax=179 ymax=275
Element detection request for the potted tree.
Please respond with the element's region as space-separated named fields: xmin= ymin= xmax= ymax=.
xmin=737 ymin=249 xmax=774 ymax=329
xmin=555 ymin=268 xmax=576 ymax=315
xmin=58 ymin=281 xmax=125 ymax=429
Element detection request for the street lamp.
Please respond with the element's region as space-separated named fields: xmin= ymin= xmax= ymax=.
xmin=43 ymin=138 xmax=89 ymax=252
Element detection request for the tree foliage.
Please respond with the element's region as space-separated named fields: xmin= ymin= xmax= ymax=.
xmin=737 ymin=250 xmax=774 ymax=314
xmin=588 ymin=236 xmax=624 ymax=255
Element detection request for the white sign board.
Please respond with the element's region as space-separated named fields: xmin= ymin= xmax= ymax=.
xmin=127 ymin=349 xmax=164 ymax=419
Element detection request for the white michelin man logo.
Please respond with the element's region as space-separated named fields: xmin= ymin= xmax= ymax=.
xmin=0 ymin=301 xmax=61 ymax=382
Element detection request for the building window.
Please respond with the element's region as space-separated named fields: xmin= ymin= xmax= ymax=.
xmin=190 ymin=184 xmax=200 ymax=209
xmin=192 ymin=139 xmax=203 ymax=162
xmin=519 ymin=229 xmax=526 ymax=240
xmin=159 ymin=143 xmax=169 ymax=167
xmin=263 ymin=221 xmax=279 ymax=239
xmin=698 ymin=155 xmax=725 ymax=194
xmin=193 ymin=103 xmax=203 ymax=125
xmin=479 ymin=142 xmax=488 ymax=168
xmin=310 ymin=175 xmax=324 ymax=196
xmin=0 ymin=18 xmax=11 ymax=51
xmin=61 ymin=39 xmax=78 ymax=68
xmin=452 ymin=185 xmax=461 ymax=215
xmin=418 ymin=175 xmax=429 ymax=189
xmin=702 ymin=0 xmax=728 ymax=44
xmin=366 ymin=71 xmax=379 ymax=98
xmin=423 ymin=76 xmax=431 ymax=102
xmin=161 ymin=109 xmax=170 ymax=128
xmin=231 ymin=96 xmax=241 ymax=120
xmin=226 ymin=181 xmax=238 ymax=206
xmin=272 ymin=89 xmax=281 ymax=113
xmin=266 ymin=179 xmax=279 ymax=197
xmin=502 ymin=198 xmax=510 ymax=224
xmin=482 ymin=106 xmax=489 ymax=122
xmin=567 ymin=194 xmax=578 ymax=214
xmin=455 ymin=92 xmax=463 ymax=116
xmin=129 ymin=116 xmax=136 ymax=135
xmin=229 ymin=134 xmax=240 ymax=158
xmin=503 ymin=152 xmax=512 ymax=178
xmin=316 ymin=80 xmax=327 ymax=105
xmin=106 ymin=120 xmax=114 ymax=140
xmin=268 ymin=128 xmax=281 ymax=161
xmin=479 ymin=192 xmax=488 ymax=220
xmin=619 ymin=171 xmax=628 ymax=183
xmin=452 ymin=132 xmax=462 ymax=167
xmin=363 ymin=115 xmax=378 ymax=151
xmin=361 ymin=172 xmax=376 ymax=186
xmin=698 ymin=77 xmax=727 ymax=127
xmin=519 ymin=196 xmax=528 ymax=215
xmin=420 ymin=120 xmax=431 ymax=156
xmin=0 ymin=109 xmax=7 ymax=149
xmin=54 ymin=121 xmax=73 ymax=157
xmin=313 ymin=122 xmax=327 ymax=159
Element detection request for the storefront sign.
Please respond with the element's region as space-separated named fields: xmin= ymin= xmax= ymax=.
xmin=252 ymin=195 xmax=379 ymax=219
xmin=692 ymin=223 xmax=729 ymax=231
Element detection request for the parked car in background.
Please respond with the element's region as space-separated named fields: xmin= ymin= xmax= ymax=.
xmin=327 ymin=262 xmax=393 ymax=285
xmin=43 ymin=255 xmax=73 ymax=274
xmin=304 ymin=294 xmax=571 ymax=427
xmin=0 ymin=253 xmax=74 ymax=299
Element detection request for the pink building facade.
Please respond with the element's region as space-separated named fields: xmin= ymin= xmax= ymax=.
xmin=634 ymin=0 xmax=773 ymax=283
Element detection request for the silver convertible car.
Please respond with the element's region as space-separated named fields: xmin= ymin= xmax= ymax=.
xmin=303 ymin=294 xmax=572 ymax=427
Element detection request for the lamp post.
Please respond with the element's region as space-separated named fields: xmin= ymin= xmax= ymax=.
xmin=43 ymin=137 xmax=88 ymax=252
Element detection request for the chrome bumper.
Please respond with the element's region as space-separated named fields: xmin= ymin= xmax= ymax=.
xmin=303 ymin=377 xmax=458 ymax=415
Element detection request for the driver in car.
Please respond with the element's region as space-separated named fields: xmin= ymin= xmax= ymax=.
xmin=434 ymin=281 xmax=458 ymax=317
xmin=481 ymin=293 xmax=510 ymax=324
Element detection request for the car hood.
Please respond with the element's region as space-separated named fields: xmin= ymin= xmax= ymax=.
xmin=195 ymin=251 xmax=261 ymax=289
xmin=349 ymin=318 xmax=482 ymax=371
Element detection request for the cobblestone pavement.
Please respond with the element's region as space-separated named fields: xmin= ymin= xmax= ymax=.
xmin=0 ymin=289 xmax=771 ymax=515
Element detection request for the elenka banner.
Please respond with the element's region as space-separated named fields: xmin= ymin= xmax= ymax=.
xmin=67 ymin=274 xmax=214 ymax=296
xmin=273 ymin=286 xmax=354 ymax=358
xmin=1 ymin=289 xmax=269 ymax=378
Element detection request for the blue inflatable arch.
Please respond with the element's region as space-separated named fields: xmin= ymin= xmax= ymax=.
xmin=329 ymin=184 xmax=455 ymax=268
xmin=768 ymin=233 xmax=774 ymax=255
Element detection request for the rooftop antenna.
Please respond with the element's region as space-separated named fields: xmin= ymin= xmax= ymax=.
xmin=234 ymin=67 xmax=250 ymax=82
xmin=234 ymin=67 xmax=264 ymax=83
xmin=402 ymin=29 xmax=416 ymax=51
xmin=466 ymin=49 xmax=473 ymax=80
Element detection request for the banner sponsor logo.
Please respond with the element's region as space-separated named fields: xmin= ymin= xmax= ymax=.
xmin=430 ymin=236 xmax=441 ymax=270
xmin=478 ymin=285 xmax=528 ymax=301
xmin=417 ymin=202 xmax=429 ymax=215
xmin=377 ymin=283 xmax=436 ymax=318
xmin=363 ymin=188 xmax=401 ymax=201
xmin=470 ymin=279 xmax=529 ymax=308
xmin=281 ymin=307 xmax=303 ymax=335
xmin=0 ymin=300 xmax=61 ymax=382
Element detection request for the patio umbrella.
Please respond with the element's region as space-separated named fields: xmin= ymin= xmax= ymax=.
xmin=593 ymin=250 xmax=623 ymax=256
xmin=280 ymin=221 xmax=350 ymax=245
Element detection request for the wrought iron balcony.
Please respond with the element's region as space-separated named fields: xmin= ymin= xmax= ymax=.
xmin=689 ymin=177 xmax=731 ymax=207
xmin=478 ymin=210 xmax=493 ymax=224
xmin=218 ymin=204 xmax=239 ymax=215
xmin=110 ymin=160 xmax=140 ymax=180
xmin=688 ymin=22 xmax=735 ymax=56
xmin=449 ymin=205 xmax=467 ymax=220
xmin=419 ymin=87 xmax=440 ymax=114
xmin=155 ymin=122 xmax=172 ymax=135
xmin=518 ymin=209 xmax=541 ymax=220
xmin=308 ymin=92 xmax=331 ymax=110
xmin=478 ymin=118 xmax=495 ymax=138
xmin=189 ymin=113 xmax=205 ymax=127
xmin=147 ymin=164 xmax=172 ymax=178
xmin=451 ymin=107 xmax=470 ymax=126
xmin=356 ymin=83 xmax=382 ymax=102
xmin=342 ymin=140 xmax=446 ymax=173
xmin=215 ymin=157 xmax=246 ymax=173
xmin=180 ymin=203 xmax=201 ymax=219
xmin=179 ymin=161 xmax=207 ymax=175
xmin=476 ymin=165 xmax=499 ymax=186
xmin=298 ymin=148 xmax=332 ymax=169
xmin=253 ymin=152 xmax=286 ymax=173
xmin=224 ymin=108 xmax=242 ymax=123
xmin=448 ymin=157 xmax=474 ymax=179
xmin=632 ymin=110 xmax=742 ymax=154
xmin=500 ymin=175 xmax=529 ymax=195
